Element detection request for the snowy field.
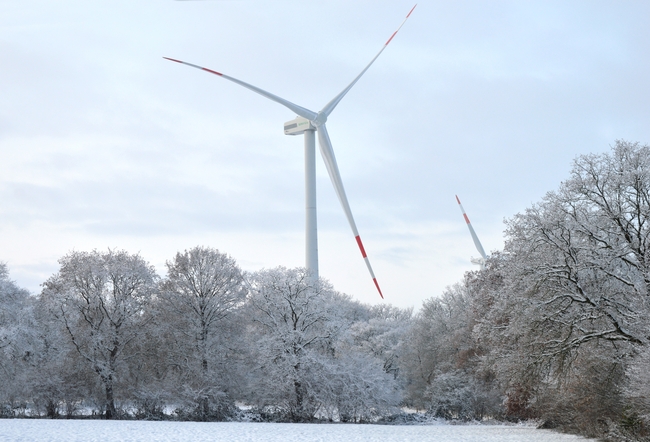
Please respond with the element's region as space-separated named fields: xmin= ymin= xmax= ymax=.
xmin=0 ymin=420 xmax=597 ymax=442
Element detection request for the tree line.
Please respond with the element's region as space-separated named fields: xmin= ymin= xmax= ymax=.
xmin=1 ymin=140 xmax=649 ymax=440
xmin=0 ymin=248 xmax=407 ymax=423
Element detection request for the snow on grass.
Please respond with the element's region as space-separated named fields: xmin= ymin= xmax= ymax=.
xmin=0 ymin=420 xmax=597 ymax=442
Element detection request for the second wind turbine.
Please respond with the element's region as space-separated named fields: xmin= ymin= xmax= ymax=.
xmin=165 ymin=5 xmax=416 ymax=298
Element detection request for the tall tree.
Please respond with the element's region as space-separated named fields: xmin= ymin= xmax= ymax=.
xmin=0 ymin=262 xmax=32 ymax=360
xmin=41 ymin=250 xmax=158 ymax=419
xmin=246 ymin=267 xmax=336 ymax=420
xmin=0 ymin=262 xmax=35 ymax=416
xmin=474 ymin=141 xmax=650 ymax=431
xmin=245 ymin=267 xmax=400 ymax=421
xmin=158 ymin=246 xmax=246 ymax=420
xmin=402 ymin=279 xmax=501 ymax=419
xmin=498 ymin=141 xmax=649 ymax=362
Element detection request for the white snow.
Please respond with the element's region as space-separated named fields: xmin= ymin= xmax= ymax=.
xmin=0 ymin=420 xmax=597 ymax=442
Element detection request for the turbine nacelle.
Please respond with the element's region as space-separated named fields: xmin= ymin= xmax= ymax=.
xmin=282 ymin=112 xmax=326 ymax=133
xmin=284 ymin=116 xmax=315 ymax=136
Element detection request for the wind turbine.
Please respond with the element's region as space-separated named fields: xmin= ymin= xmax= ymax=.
xmin=164 ymin=5 xmax=416 ymax=299
xmin=455 ymin=195 xmax=487 ymax=269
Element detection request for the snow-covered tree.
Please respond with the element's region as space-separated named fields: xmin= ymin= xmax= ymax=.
xmin=245 ymin=267 xmax=400 ymax=421
xmin=158 ymin=246 xmax=247 ymax=420
xmin=483 ymin=142 xmax=650 ymax=384
xmin=0 ymin=262 xmax=36 ymax=416
xmin=41 ymin=250 xmax=158 ymax=419
xmin=471 ymin=141 xmax=650 ymax=434
xmin=626 ymin=345 xmax=650 ymax=423
xmin=245 ymin=267 xmax=337 ymax=420
xmin=345 ymin=304 xmax=412 ymax=381
xmin=403 ymin=280 xmax=501 ymax=419
xmin=314 ymin=300 xmax=406 ymax=422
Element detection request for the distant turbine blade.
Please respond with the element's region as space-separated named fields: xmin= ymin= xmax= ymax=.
xmin=319 ymin=4 xmax=416 ymax=118
xmin=317 ymin=124 xmax=383 ymax=298
xmin=456 ymin=195 xmax=487 ymax=261
xmin=163 ymin=57 xmax=317 ymax=121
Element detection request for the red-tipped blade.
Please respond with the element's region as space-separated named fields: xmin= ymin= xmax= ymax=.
xmin=386 ymin=4 xmax=417 ymax=45
xmin=163 ymin=57 xmax=317 ymax=121
xmin=317 ymin=124 xmax=383 ymax=299
xmin=320 ymin=4 xmax=417 ymax=118
xmin=455 ymin=195 xmax=487 ymax=261
xmin=356 ymin=235 xmax=383 ymax=299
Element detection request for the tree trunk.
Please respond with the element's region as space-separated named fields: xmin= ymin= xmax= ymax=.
xmin=104 ymin=376 xmax=116 ymax=419
xmin=294 ymin=378 xmax=304 ymax=421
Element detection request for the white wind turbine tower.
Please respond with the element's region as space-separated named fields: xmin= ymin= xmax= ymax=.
xmin=455 ymin=195 xmax=488 ymax=270
xmin=164 ymin=5 xmax=417 ymax=299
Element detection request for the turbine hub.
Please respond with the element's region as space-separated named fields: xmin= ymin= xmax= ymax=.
xmin=312 ymin=112 xmax=328 ymax=127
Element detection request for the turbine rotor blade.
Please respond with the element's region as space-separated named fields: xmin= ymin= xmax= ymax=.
xmin=456 ymin=195 xmax=488 ymax=261
xmin=319 ymin=4 xmax=417 ymax=118
xmin=317 ymin=124 xmax=383 ymax=298
xmin=163 ymin=57 xmax=317 ymax=121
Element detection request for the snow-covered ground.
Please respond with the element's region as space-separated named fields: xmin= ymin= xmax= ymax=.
xmin=0 ymin=420 xmax=597 ymax=442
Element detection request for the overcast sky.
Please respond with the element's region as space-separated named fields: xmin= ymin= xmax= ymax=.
xmin=2 ymin=1 xmax=650 ymax=309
